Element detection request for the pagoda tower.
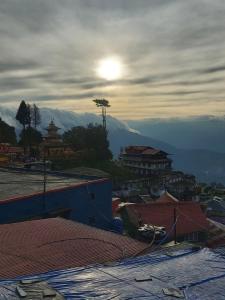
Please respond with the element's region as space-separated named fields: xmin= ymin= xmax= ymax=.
xmin=44 ymin=120 xmax=62 ymax=145
xmin=41 ymin=120 xmax=74 ymax=158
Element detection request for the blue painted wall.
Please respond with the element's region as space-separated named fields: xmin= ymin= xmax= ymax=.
xmin=0 ymin=179 xmax=113 ymax=230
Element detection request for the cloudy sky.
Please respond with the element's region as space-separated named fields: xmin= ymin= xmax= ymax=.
xmin=1 ymin=0 xmax=225 ymax=119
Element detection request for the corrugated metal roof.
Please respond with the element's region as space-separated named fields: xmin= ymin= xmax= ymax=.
xmin=126 ymin=201 xmax=209 ymax=237
xmin=157 ymin=191 xmax=179 ymax=203
xmin=0 ymin=218 xmax=147 ymax=279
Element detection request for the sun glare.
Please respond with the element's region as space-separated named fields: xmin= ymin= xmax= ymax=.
xmin=96 ymin=57 xmax=122 ymax=80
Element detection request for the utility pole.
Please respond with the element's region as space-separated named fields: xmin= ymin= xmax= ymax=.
xmin=43 ymin=148 xmax=47 ymax=214
xmin=174 ymin=207 xmax=177 ymax=244
xmin=93 ymin=99 xmax=110 ymax=131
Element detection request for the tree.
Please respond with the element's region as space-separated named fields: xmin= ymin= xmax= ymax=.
xmin=93 ymin=99 xmax=110 ymax=130
xmin=31 ymin=104 xmax=41 ymax=128
xmin=16 ymin=100 xmax=30 ymax=130
xmin=19 ymin=127 xmax=42 ymax=156
xmin=63 ymin=123 xmax=112 ymax=161
xmin=26 ymin=104 xmax=32 ymax=128
xmin=0 ymin=118 xmax=17 ymax=145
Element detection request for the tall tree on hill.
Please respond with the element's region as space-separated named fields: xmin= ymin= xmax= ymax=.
xmin=16 ymin=100 xmax=30 ymax=130
xmin=93 ymin=99 xmax=110 ymax=131
xmin=27 ymin=104 xmax=32 ymax=128
xmin=31 ymin=104 xmax=41 ymax=128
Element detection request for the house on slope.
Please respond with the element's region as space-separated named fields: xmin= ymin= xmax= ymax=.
xmin=119 ymin=145 xmax=172 ymax=177
xmin=121 ymin=201 xmax=209 ymax=243
xmin=156 ymin=191 xmax=179 ymax=203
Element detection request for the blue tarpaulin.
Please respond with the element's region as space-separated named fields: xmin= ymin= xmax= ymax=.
xmin=0 ymin=246 xmax=225 ymax=299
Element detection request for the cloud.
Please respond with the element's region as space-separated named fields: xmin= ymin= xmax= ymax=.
xmin=201 ymin=65 xmax=225 ymax=74
xmin=0 ymin=0 xmax=225 ymax=119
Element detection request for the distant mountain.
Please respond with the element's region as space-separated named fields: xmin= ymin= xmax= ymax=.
xmin=109 ymin=129 xmax=225 ymax=184
xmin=127 ymin=116 xmax=225 ymax=153
xmin=0 ymin=106 xmax=133 ymax=134
xmin=108 ymin=129 xmax=174 ymax=156
xmin=0 ymin=106 xmax=225 ymax=183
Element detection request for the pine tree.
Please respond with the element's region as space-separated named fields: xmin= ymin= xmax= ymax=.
xmin=16 ymin=100 xmax=30 ymax=130
xmin=31 ymin=104 xmax=41 ymax=128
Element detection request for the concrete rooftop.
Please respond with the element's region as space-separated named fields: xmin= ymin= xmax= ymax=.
xmin=0 ymin=168 xmax=88 ymax=201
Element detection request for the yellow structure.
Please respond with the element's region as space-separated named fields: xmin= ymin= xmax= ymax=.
xmin=41 ymin=120 xmax=74 ymax=158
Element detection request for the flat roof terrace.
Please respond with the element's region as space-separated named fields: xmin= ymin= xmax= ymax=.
xmin=0 ymin=168 xmax=91 ymax=201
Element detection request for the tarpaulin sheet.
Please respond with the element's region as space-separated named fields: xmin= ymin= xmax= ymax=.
xmin=0 ymin=247 xmax=225 ymax=299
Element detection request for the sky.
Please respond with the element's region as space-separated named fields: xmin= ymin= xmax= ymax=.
xmin=1 ymin=0 xmax=225 ymax=120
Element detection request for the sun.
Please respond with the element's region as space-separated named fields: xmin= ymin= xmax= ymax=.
xmin=96 ymin=57 xmax=122 ymax=81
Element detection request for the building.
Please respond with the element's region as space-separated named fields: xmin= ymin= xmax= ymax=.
xmin=156 ymin=191 xmax=179 ymax=203
xmin=0 ymin=217 xmax=147 ymax=279
xmin=121 ymin=199 xmax=209 ymax=242
xmin=1 ymin=244 xmax=225 ymax=299
xmin=119 ymin=146 xmax=197 ymax=200
xmin=0 ymin=168 xmax=112 ymax=230
xmin=41 ymin=120 xmax=74 ymax=158
xmin=0 ymin=143 xmax=23 ymax=166
xmin=120 ymin=146 xmax=172 ymax=176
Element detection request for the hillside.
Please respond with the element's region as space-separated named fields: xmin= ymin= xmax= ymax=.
xmin=0 ymin=106 xmax=225 ymax=183
xmin=127 ymin=116 xmax=225 ymax=153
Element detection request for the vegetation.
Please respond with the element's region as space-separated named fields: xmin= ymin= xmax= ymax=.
xmin=0 ymin=118 xmax=17 ymax=145
xmin=16 ymin=100 xmax=31 ymax=130
xmin=31 ymin=104 xmax=41 ymax=128
xmin=19 ymin=127 xmax=42 ymax=156
xmin=63 ymin=123 xmax=112 ymax=161
xmin=52 ymin=123 xmax=134 ymax=182
xmin=16 ymin=100 xmax=42 ymax=154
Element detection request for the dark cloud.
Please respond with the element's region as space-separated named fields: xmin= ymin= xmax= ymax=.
xmin=201 ymin=65 xmax=225 ymax=74
xmin=0 ymin=61 xmax=39 ymax=73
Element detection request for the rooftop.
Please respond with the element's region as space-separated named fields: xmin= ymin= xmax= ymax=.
xmin=123 ymin=145 xmax=168 ymax=156
xmin=1 ymin=245 xmax=225 ymax=299
xmin=157 ymin=191 xmax=179 ymax=203
xmin=126 ymin=201 xmax=209 ymax=237
xmin=0 ymin=217 xmax=147 ymax=279
xmin=0 ymin=168 xmax=97 ymax=202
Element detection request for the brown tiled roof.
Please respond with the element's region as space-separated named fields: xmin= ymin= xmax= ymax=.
xmin=0 ymin=218 xmax=147 ymax=279
xmin=126 ymin=202 xmax=209 ymax=238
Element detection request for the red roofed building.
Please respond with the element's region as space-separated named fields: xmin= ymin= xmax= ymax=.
xmin=157 ymin=191 xmax=179 ymax=203
xmin=0 ymin=218 xmax=147 ymax=279
xmin=124 ymin=201 xmax=209 ymax=242
xmin=119 ymin=145 xmax=172 ymax=177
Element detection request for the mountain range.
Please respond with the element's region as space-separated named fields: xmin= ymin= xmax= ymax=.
xmin=127 ymin=116 xmax=225 ymax=153
xmin=0 ymin=106 xmax=225 ymax=184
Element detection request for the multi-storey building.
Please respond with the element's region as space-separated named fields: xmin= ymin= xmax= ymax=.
xmin=119 ymin=146 xmax=172 ymax=176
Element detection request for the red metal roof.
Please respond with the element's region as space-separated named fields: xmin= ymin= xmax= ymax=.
xmin=157 ymin=191 xmax=179 ymax=203
xmin=0 ymin=218 xmax=147 ymax=279
xmin=126 ymin=202 xmax=209 ymax=238
xmin=124 ymin=146 xmax=167 ymax=156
